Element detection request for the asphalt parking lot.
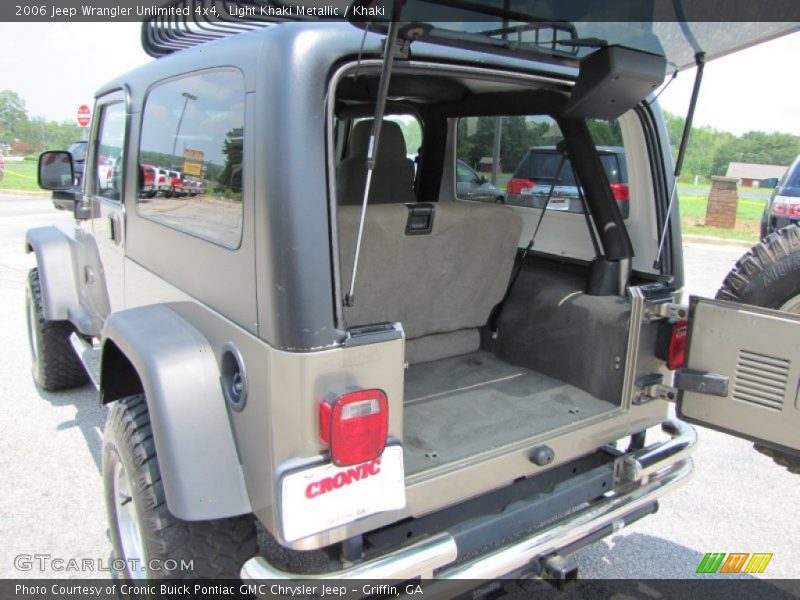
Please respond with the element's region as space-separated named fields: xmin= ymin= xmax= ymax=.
xmin=1 ymin=193 xmax=798 ymax=581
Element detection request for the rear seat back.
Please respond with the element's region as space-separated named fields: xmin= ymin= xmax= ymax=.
xmin=338 ymin=202 xmax=523 ymax=363
xmin=337 ymin=120 xmax=416 ymax=205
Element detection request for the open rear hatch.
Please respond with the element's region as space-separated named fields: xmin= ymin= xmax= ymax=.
xmin=142 ymin=0 xmax=798 ymax=66
xmin=676 ymin=297 xmax=800 ymax=455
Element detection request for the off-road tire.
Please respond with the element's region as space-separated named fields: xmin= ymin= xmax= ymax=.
xmin=716 ymin=225 xmax=800 ymax=474
xmin=26 ymin=268 xmax=89 ymax=390
xmin=103 ymin=394 xmax=257 ymax=579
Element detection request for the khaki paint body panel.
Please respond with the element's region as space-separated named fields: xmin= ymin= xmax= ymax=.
xmin=123 ymin=256 xmax=674 ymax=549
xmin=680 ymin=297 xmax=800 ymax=452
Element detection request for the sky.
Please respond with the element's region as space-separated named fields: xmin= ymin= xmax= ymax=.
xmin=0 ymin=22 xmax=798 ymax=136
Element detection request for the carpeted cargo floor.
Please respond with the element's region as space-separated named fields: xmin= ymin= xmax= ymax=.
xmin=403 ymin=351 xmax=616 ymax=475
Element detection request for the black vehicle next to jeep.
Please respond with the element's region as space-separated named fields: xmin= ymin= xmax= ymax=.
xmin=761 ymin=154 xmax=800 ymax=237
xmin=506 ymin=146 xmax=629 ymax=219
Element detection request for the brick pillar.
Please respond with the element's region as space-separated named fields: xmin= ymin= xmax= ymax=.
xmin=705 ymin=176 xmax=739 ymax=229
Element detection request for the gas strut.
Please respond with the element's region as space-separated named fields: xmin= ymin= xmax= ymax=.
xmin=654 ymin=51 xmax=706 ymax=270
xmin=344 ymin=0 xmax=404 ymax=307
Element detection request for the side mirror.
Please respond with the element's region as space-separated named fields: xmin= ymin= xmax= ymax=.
xmin=478 ymin=175 xmax=488 ymax=184
xmin=38 ymin=151 xmax=74 ymax=191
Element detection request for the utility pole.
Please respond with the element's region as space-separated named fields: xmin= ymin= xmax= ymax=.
xmin=171 ymin=92 xmax=198 ymax=170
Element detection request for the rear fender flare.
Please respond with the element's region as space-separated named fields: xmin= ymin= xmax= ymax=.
xmin=101 ymin=304 xmax=252 ymax=520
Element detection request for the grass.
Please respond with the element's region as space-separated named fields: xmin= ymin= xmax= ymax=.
xmin=678 ymin=193 xmax=765 ymax=243
xmin=678 ymin=182 xmax=772 ymax=198
xmin=0 ymin=161 xmax=43 ymax=192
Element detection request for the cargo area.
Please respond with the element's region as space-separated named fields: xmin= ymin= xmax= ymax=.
xmin=399 ymin=257 xmax=630 ymax=475
xmin=333 ymin=74 xmax=634 ymax=479
xmin=402 ymin=350 xmax=617 ymax=475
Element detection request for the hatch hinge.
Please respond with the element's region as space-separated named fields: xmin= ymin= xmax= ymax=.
xmin=643 ymin=301 xmax=688 ymax=323
xmin=674 ymin=369 xmax=729 ymax=398
xmin=633 ymin=373 xmax=677 ymax=405
xmin=387 ymin=36 xmax=411 ymax=59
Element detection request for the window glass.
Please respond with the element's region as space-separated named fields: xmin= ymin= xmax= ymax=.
xmin=456 ymin=116 xmax=629 ymax=218
xmin=68 ymin=140 xmax=88 ymax=162
xmin=137 ymin=70 xmax=244 ymax=248
xmin=351 ymin=115 xmax=421 ymax=161
xmin=94 ymin=103 xmax=125 ymax=202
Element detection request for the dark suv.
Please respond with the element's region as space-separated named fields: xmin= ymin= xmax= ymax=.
xmin=761 ymin=154 xmax=800 ymax=237
xmin=506 ymin=146 xmax=629 ymax=218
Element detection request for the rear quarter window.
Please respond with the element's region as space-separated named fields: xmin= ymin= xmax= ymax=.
xmin=136 ymin=69 xmax=245 ymax=249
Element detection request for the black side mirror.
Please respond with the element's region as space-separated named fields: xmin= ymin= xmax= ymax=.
xmin=478 ymin=175 xmax=488 ymax=184
xmin=38 ymin=151 xmax=74 ymax=191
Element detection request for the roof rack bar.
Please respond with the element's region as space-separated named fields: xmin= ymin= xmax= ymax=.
xmin=141 ymin=0 xmax=315 ymax=58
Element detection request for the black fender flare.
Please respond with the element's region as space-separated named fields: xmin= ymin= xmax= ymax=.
xmin=101 ymin=304 xmax=252 ymax=520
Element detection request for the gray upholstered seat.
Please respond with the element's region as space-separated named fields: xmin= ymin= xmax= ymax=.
xmin=338 ymin=202 xmax=523 ymax=363
xmin=337 ymin=120 xmax=417 ymax=205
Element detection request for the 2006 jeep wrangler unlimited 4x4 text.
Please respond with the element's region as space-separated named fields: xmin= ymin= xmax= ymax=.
xmin=29 ymin=1 xmax=800 ymax=587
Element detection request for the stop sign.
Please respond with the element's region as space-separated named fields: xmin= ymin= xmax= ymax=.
xmin=77 ymin=104 xmax=91 ymax=127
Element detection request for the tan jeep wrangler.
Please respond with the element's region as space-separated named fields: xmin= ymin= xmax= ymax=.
xmin=29 ymin=1 xmax=800 ymax=587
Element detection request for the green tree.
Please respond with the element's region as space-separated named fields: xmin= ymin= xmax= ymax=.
xmin=217 ymin=127 xmax=243 ymax=199
xmin=587 ymin=119 xmax=623 ymax=146
xmin=0 ymin=90 xmax=28 ymax=145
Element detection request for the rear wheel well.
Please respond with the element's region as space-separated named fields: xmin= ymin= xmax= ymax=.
xmin=100 ymin=340 xmax=144 ymax=404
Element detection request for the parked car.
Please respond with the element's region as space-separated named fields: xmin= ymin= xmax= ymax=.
xmin=51 ymin=140 xmax=88 ymax=210
xmin=456 ymin=159 xmax=505 ymax=203
xmin=164 ymin=169 xmax=186 ymax=197
xmin=153 ymin=167 xmax=170 ymax=196
xmin=139 ymin=164 xmax=158 ymax=199
xmin=506 ymin=145 xmax=630 ymax=219
xmin=30 ymin=7 xmax=800 ymax=588
xmin=96 ymin=157 xmax=116 ymax=193
xmin=760 ymin=154 xmax=800 ymax=237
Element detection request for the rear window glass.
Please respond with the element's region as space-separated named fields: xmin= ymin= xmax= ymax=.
xmin=456 ymin=115 xmax=629 ymax=218
xmin=783 ymin=161 xmax=800 ymax=189
xmin=514 ymin=152 xmax=622 ymax=185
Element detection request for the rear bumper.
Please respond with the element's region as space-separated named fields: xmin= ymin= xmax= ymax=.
xmin=241 ymin=419 xmax=695 ymax=583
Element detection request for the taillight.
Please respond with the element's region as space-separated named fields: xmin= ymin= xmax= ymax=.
xmin=667 ymin=320 xmax=688 ymax=370
xmin=507 ymin=178 xmax=535 ymax=196
xmin=772 ymin=197 xmax=800 ymax=217
xmin=319 ymin=389 xmax=388 ymax=467
xmin=610 ymin=182 xmax=629 ymax=202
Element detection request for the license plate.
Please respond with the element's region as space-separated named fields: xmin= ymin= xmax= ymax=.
xmin=280 ymin=445 xmax=406 ymax=542
xmin=546 ymin=195 xmax=570 ymax=211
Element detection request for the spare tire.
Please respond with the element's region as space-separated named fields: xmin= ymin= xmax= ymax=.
xmin=716 ymin=225 xmax=800 ymax=473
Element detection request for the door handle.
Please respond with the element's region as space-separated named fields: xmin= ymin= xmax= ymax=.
xmin=109 ymin=215 xmax=121 ymax=245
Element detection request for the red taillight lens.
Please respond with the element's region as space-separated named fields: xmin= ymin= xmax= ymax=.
xmin=320 ymin=389 xmax=388 ymax=467
xmin=610 ymin=182 xmax=629 ymax=201
xmin=773 ymin=200 xmax=788 ymax=215
xmin=507 ymin=178 xmax=535 ymax=196
xmin=771 ymin=197 xmax=800 ymax=216
xmin=667 ymin=320 xmax=688 ymax=370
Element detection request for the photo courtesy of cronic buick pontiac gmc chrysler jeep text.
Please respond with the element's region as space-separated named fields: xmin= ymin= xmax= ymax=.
xmin=29 ymin=1 xmax=800 ymax=590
